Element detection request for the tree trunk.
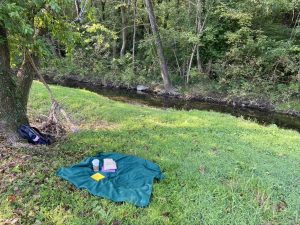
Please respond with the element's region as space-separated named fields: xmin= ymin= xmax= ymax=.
xmin=186 ymin=44 xmax=197 ymax=84
xmin=196 ymin=46 xmax=203 ymax=73
xmin=120 ymin=2 xmax=127 ymax=57
xmin=195 ymin=0 xmax=204 ymax=75
xmin=144 ymin=0 xmax=173 ymax=92
xmin=100 ymin=0 xmax=106 ymax=21
xmin=132 ymin=0 xmax=137 ymax=69
xmin=75 ymin=0 xmax=82 ymax=17
xmin=0 ymin=24 xmax=28 ymax=134
xmin=16 ymin=53 xmax=38 ymax=115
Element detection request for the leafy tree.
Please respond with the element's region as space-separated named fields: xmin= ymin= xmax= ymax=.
xmin=0 ymin=0 xmax=82 ymax=135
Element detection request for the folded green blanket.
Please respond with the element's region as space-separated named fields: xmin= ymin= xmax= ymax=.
xmin=57 ymin=153 xmax=164 ymax=207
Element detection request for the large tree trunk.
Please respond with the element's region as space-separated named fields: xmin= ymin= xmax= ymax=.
xmin=144 ymin=0 xmax=173 ymax=92
xmin=0 ymin=24 xmax=28 ymax=135
xmin=16 ymin=54 xmax=38 ymax=116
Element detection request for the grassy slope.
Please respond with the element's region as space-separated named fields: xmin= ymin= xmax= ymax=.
xmin=0 ymin=81 xmax=299 ymax=225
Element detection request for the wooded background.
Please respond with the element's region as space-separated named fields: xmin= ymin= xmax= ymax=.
xmin=42 ymin=0 xmax=300 ymax=91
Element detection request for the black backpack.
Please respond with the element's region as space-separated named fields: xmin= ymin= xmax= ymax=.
xmin=17 ymin=125 xmax=51 ymax=145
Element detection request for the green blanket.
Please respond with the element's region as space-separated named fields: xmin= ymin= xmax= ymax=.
xmin=57 ymin=153 xmax=164 ymax=207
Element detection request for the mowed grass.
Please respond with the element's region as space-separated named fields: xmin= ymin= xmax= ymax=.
xmin=1 ymin=81 xmax=300 ymax=225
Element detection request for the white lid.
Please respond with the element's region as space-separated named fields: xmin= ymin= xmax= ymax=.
xmin=92 ymin=159 xmax=100 ymax=166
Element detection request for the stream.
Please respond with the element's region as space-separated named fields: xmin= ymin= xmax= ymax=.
xmin=48 ymin=78 xmax=300 ymax=132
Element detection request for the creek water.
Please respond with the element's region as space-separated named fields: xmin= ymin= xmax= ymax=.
xmin=50 ymin=79 xmax=300 ymax=132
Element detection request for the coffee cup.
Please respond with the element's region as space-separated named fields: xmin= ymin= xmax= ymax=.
xmin=92 ymin=159 xmax=100 ymax=172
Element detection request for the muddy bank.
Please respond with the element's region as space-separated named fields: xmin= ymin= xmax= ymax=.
xmin=188 ymin=95 xmax=299 ymax=117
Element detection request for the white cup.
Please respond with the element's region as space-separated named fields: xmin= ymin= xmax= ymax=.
xmin=92 ymin=159 xmax=100 ymax=172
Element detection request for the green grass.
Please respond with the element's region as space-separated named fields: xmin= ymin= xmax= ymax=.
xmin=1 ymin=81 xmax=300 ymax=225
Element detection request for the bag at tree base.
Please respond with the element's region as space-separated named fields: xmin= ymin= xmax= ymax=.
xmin=17 ymin=125 xmax=51 ymax=145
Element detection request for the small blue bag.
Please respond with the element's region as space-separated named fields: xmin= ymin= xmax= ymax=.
xmin=17 ymin=125 xmax=51 ymax=145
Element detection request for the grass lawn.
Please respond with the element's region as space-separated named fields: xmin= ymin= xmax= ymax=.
xmin=1 ymin=81 xmax=300 ymax=225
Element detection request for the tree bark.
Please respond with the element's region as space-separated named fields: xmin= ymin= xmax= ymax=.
xmin=16 ymin=53 xmax=38 ymax=116
xmin=196 ymin=46 xmax=203 ymax=73
xmin=196 ymin=0 xmax=204 ymax=74
xmin=75 ymin=0 xmax=82 ymax=17
xmin=0 ymin=24 xmax=28 ymax=134
xmin=132 ymin=0 xmax=137 ymax=69
xmin=120 ymin=2 xmax=127 ymax=57
xmin=186 ymin=45 xmax=197 ymax=84
xmin=100 ymin=0 xmax=106 ymax=21
xmin=144 ymin=0 xmax=173 ymax=91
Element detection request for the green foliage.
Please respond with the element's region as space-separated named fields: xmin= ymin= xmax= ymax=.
xmin=43 ymin=51 xmax=153 ymax=87
xmin=2 ymin=0 xmax=299 ymax=108
xmin=0 ymin=0 xmax=77 ymax=64
xmin=0 ymin=2 xmax=34 ymax=42
xmin=36 ymin=0 xmax=300 ymax=107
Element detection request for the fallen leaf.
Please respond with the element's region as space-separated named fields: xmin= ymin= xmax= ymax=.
xmin=8 ymin=195 xmax=17 ymax=202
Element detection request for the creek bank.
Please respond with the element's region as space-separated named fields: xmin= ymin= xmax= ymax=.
xmin=43 ymin=74 xmax=300 ymax=118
